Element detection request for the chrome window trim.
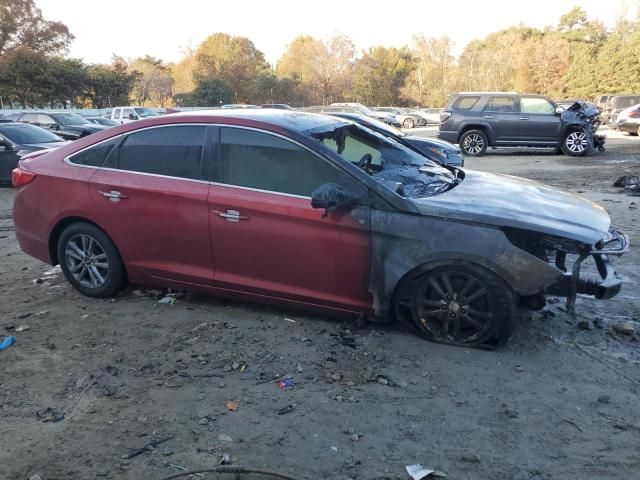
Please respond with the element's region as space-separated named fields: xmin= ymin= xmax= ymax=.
xmin=64 ymin=123 xmax=212 ymax=183
xmin=209 ymin=181 xmax=311 ymax=200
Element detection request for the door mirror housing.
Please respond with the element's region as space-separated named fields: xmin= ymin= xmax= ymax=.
xmin=129 ymin=113 xmax=137 ymax=120
xmin=0 ymin=139 xmax=14 ymax=150
xmin=555 ymin=106 xmax=565 ymax=115
xmin=311 ymin=183 xmax=363 ymax=218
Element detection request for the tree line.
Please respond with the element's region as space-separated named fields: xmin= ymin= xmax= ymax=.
xmin=1 ymin=2 xmax=639 ymax=110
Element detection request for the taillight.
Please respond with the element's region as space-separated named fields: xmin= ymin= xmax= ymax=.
xmin=11 ymin=167 xmax=37 ymax=187
xmin=440 ymin=111 xmax=452 ymax=123
xmin=629 ymin=111 xmax=639 ymax=118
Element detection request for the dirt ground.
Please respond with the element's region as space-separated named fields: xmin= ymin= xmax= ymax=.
xmin=1 ymin=130 xmax=639 ymax=480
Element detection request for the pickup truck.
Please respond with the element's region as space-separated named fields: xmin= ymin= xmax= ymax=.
xmin=110 ymin=107 xmax=161 ymax=125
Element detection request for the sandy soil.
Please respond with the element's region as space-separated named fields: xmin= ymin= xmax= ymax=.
xmin=1 ymin=134 xmax=639 ymax=480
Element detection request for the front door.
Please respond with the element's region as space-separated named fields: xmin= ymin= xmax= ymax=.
xmin=85 ymin=124 xmax=214 ymax=286
xmin=517 ymin=96 xmax=562 ymax=143
xmin=208 ymin=126 xmax=371 ymax=311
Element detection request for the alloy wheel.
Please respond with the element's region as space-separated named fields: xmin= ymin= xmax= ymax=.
xmin=462 ymin=133 xmax=484 ymax=155
xmin=414 ymin=270 xmax=494 ymax=344
xmin=65 ymin=234 xmax=110 ymax=289
xmin=565 ymin=131 xmax=587 ymax=153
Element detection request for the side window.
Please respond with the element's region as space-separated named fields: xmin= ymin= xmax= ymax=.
xmin=116 ymin=126 xmax=206 ymax=180
xmin=112 ymin=109 xmax=121 ymax=120
xmin=484 ymin=96 xmax=516 ymax=113
xmin=520 ymin=97 xmax=555 ymax=114
xmin=38 ymin=114 xmax=56 ymax=127
xmin=21 ymin=113 xmax=37 ymax=123
xmin=123 ymin=108 xmax=135 ymax=119
xmin=452 ymin=96 xmax=480 ymax=110
xmin=220 ymin=127 xmax=350 ymax=197
xmin=68 ymin=137 xmax=121 ymax=167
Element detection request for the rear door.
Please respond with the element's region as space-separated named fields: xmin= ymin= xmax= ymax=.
xmin=481 ymin=95 xmax=519 ymax=143
xmin=207 ymin=126 xmax=371 ymax=312
xmin=86 ymin=124 xmax=214 ymax=286
xmin=517 ymin=96 xmax=561 ymax=143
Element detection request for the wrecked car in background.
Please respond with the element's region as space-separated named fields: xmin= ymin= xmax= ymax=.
xmin=11 ymin=110 xmax=628 ymax=348
xmin=439 ymin=93 xmax=606 ymax=157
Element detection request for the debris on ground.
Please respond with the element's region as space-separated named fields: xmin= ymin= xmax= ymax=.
xmin=0 ymin=336 xmax=15 ymax=351
xmin=226 ymin=401 xmax=239 ymax=411
xmin=405 ymin=464 xmax=447 ymax=479
xmin=36 ymin=407 xmax=65 ymax=423
xmin=158 ymin=296 xmax=176 ymax=305
xmin=577 ymin=320 xmax=594 ymax=330
xmin=15 ymin=324 xmax=30 ymax=332
xmin=613 ymin=175 xmax=639 ymax=188
xmin=278 ymin=376 xmax=295 ymax=388
xmin=612 ymin=322 xmax=635 ymax=336
xmin=277 ymin=404 xmax=294 ymax=415
xmin=121 ymin=436 xmax=172 ymax=459
xmin=219 ymin=452 xmax=232 ymax=465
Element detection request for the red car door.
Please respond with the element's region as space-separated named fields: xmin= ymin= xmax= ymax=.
xmin=208 ymin=126 xmax=371 ymax=312
xmin=86 ymin=125 xmax=214 ymax=287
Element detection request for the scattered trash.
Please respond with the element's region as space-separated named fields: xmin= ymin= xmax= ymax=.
xmin=36 ymin=407 xmax=65 ymax=423
xmin=376 ymin=375 xmax=389 ymax=385
xmin=278 ymin=376 xmax=295 ymax=388
xmin=219 ymin=452 xmax=232 ymax=465
xmin=514 ymin=365 xmax=524 ymax=372
xmin=598 ymin=395 xmax=611 ymax=404
xmin=613 ymin=322 xmax=635 ymax=335
xmin=121 ymin=436 xmax=172 ymax=459
xmin=0 ymin=336 xmax=15 ymax=351
xmin=43 ymin=265 xmax=62 ymax=276
xmin=226 ymin=401 xmax=239 ymax=411
xmin=277 ymin=404 xmax=294 ymax=415
xmin=284 ymin=317 xmax=296 ymax=323
xmin=577 ymin=320 xmax=593 ymax=330
xmin=15 ymin=324 xmax=30 ymax=332
xmin=330 ymin=446 xmax=338 ymax=453
xmin=613 ymin=175 xmax=639 ymax=188
xmin=198 ymin=417 xmax=209 ymax=426
xmin=405 ymin=464 xmax=447 ymax=479
xmin=158 ymin=296 xmax=176 ymax=305
xmin=29 ymin=475 xmax=43 ymax=480
xmin=217 ymin=434 xmax=233 ymax=442
xmin=504 ymin=408 xmax=519 ymax=419
xmin=330 ymin=372 xmax=342 ymax=382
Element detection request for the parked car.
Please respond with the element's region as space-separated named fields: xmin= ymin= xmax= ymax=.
xmin=110 ymin=107 xmax=161 ymax=125
xmin=11 ymin=110 xmax=627 ymax=348
xmin=14 ymin=112 xmax=108 ymax=140
xmin=330 ymin=103 xmax=397 ymax=124
xmin=613 ymin=103 xmax=640 ymax=135
xmin=439 ymin=93 xmax=605 ymax=156
xmin=221 ymin=104 xmax=260 ymax=109
xmin=329 ymin=112 xmax=464 ymax=167
xmin=305 ymin=105 xmax=399 ymax=126
xmin=419 ymin=108 xmax=443 ymax=124
xmin=0 ymin=123 xmax=67 ymax=183
xmin=373 ymin=107 xmax=425 ymax=128
xmin=85 ymin=117 xmax=118 ymax=127
xmin=593 ymin=94 xmax=612 ymax=112
xmin=606 ymin=95 xmax=640 ymax=126
xmin=260 ymin=104 xmax=294 ymax=110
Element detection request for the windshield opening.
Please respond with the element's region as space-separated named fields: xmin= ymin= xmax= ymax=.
xmin=309 ymin=123 xmax=458 ymax=199
xmin=1 ymin=124 xmax=64 ymax=144
xmin=134 ymin=108 xmax=160 ymax=118
xmin=53 ymin=113 xmax=91 ymax=126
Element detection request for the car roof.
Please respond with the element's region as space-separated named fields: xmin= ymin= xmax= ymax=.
xmin=169 ymin=109 xmax=347 ymax=134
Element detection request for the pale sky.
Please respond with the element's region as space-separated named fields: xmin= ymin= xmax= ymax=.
xmin=38 ymin=0 xmax=638 ymax=66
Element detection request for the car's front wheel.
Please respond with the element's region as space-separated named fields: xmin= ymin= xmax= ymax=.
xmin=403 ymin=118 xmax=415 ymax=129
xmin=562 ymin=130 xmax=589 ymax=156
xmin=57 ymin=222 xmax=126 ymax=298
xmin=395 ymin=262 xmax=516 ymax=348
xmin=459 ymin=130 xmax=488 ymax=156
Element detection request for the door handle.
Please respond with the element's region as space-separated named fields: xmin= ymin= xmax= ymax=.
xmin=99 ymin=190 xmax=128 ymax=203
xmin=519 ymin=117 xmax=529 ymax=120
xmin=483 ymin=115 xmax=495 ymax=119
xmin=214 ymin=209 xmax=249 ymax=222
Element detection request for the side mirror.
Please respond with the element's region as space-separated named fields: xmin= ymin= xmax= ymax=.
xmin=129 ymin=114 xmax=137 ymax=120
xmin=555 ymin=107 xmax=565 ymax=114
xmin=0 ymin=138 xmax=14 ymax=149
xmin=311 ymin=183 xmax=363 ymax=218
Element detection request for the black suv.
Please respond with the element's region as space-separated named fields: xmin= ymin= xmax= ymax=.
xmin=439 ymin=93 xmax=603 ymax=157
xmin=14 ymin=112 xmax=107 ymax=140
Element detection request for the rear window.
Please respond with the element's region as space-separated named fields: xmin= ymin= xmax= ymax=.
xmin=451 ymin=96 xmax=480 ymax=110
xmin=612 ymin=96 xmax=640 ymax=108
xmin=69 ymin=137 xmax=120 ymax=167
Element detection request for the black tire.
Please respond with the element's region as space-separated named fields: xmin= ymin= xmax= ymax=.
xmin=394 ymin=262 xmax=517 ymax=348
xmin=459 ymin=129 xmax=488 ymax=156
xmin=403 ymin=118 xmax=415 ymax=129
xmin=57 ymin=222 xmax=126 ymax=298
xmin=561 ymin=129 xmax=588 ymax=156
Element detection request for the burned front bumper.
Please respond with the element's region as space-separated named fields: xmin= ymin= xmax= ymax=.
xmin=548 ymin=227 xmax=629 ymax=309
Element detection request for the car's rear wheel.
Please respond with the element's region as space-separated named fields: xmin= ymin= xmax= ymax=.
xmin=57 ymin=222 xmax=126 ymax=298
xmin=459 ymin=130 xmax=488 ymax=156
xmin=403 ymin=118 xmax=415 ymax=129
xmin=562 ymin=130 xmax=589 ymax=156
xmin=395 ymin=262 xmax=516 ymax=348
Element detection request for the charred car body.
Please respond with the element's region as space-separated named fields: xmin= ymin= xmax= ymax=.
xmin=439 ymin=93 xmax=605 ymax=157
xmin=11 ymin=110 xmax=628 ymax=348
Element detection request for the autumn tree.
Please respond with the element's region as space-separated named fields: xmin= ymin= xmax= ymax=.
xmin=83 ymin=57 xmax=139 ymax=108
xmin=0 ymin=0 xmax=73 ymax=55
xmin=194 ymin=33 xmax=270 ymax=102
xmin=130 ymin=56 xmax=175 ymax=106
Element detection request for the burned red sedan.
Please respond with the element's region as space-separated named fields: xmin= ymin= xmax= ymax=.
xmin=12 ymin=110 xmax=628 ymax=348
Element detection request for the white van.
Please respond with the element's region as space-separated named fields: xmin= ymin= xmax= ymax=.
xmin=110 ymin=107 xmax=161 ymax=125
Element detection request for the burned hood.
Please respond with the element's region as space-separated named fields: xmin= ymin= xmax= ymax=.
xmin=411 ymin=170 xmax=610 ymax=245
